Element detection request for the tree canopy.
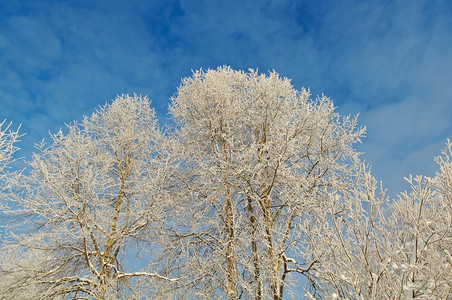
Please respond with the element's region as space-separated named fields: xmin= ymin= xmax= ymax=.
xmin=0 ymin=67 xmax=451 ymax=299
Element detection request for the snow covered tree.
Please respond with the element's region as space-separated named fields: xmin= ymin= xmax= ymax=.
xmin=384 ymin=141 xmax=452 ymax=299
xmin=0 ymin=95 xmax=178 ymax=299
xmin=1 ymin=67 xmax=447 ymax=299
xmin=0 ymin=120 xmax=21 ymax=191
xmin=303 ymin=140 xmax=452 ymax=299
xmin=167 ymin=66 xmax=365 ymax=299
xmin=301 ymin=165 xmax=391 ymax=299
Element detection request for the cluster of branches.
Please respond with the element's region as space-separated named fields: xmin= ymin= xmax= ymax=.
xmin=0 ymin=67 xmax=450 ymax=299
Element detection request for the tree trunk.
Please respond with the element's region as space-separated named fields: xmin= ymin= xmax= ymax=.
xmin=247 ymin=194 xmax=263 ymax=300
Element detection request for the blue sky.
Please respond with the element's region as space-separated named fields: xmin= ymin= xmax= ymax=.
xmin=0 ymin=0 xmax=451 ymax=196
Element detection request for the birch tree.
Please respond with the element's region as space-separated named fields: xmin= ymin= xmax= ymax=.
xmin=168 ymin=66 xmax=365 ymax=299
xmin=304 ymin=140 xmax=452 ymax=299
xmin=1 ymin=67 xmax=446 ymax=299
xmin=0 ymin=95 xmax=177 ymax=299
